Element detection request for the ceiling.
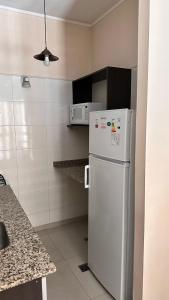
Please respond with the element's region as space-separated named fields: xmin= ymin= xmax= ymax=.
xmin=0 ymin=0 xmax=123 ymax=25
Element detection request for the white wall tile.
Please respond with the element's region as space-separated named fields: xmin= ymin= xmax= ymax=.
xmin=47 ymin=144 xmax=68 ymax=163
xmin=0 ymin=102 xmax=14 ymax=125
xmin=0 ymin=150 xmax=18 ymax=195
xmin=0 ymin=75 xmax=12 ymax=101
xmin=49 ymin=177 xmax=88 ymax=211
xmin=50 ymin=201 xmax=88 ymax=224
xmin=0 ymin=75 xmax=88 ymax=227
xmin=17 ymin=149 xmax=49 ymax=216
xmin=48 ymin=167 xmax=66 ymax=189
xmin=48 ymin=184 xmax=68 ymax=210
xmin=0 ymin=126 xmax=15 ymax=150
xmin=47 ymin=167 xmax=68 ymax=208
xmin=44 ymin=79 xmax=72 ymax=104
xmin=48 ymin=159 xmax=88 ymax=222
xmin=47 ymin=125 xmax=89 ymax=158
xmin=46 ymin=103 xmax=69 ymax=126
xmin=15 ymin=126 xmax=47 ymax=150
xmin=14 ymin=102 xmax=47 ymax=126
xmin=17 ymin=149 xmax=48 ymax=187
xmin=28 ymin=210 xmax=50 ymax=227
xmin=49 ymin=179 xmax=75 ymax=210
xmin=12 ymin=76 xmax=47 ymax=101
xmin=19 ymin=189 xmax=49 ymax=215
xmin=12 ymin=76 xmax=72 ymax=104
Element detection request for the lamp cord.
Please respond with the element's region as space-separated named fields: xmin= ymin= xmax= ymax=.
xmin=44 ymin=0 xmax=47 ymax=49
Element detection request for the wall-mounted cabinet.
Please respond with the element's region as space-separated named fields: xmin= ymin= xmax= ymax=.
xmin=72 ymin=66 xmax=131 ymax=109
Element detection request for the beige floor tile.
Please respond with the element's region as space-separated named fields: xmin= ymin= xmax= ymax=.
xmin=49 ymin=221 xmax=88 ymax=261
xmin=93 ymin=293 xmax=114 ymax=300
xmin=67 ymin=256 xmax=106 ymax=299
xmin=47 ymin=260 xmax=90 ymax=300
xmin=51 ymin=219 xmax=88 ymax=239
xmin=38 ymin=231 xmax=64 ymax=264
xmin=38 ymin=220 xmax=113 ymax=300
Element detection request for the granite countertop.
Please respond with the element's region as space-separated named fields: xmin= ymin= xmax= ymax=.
xmin=53 ymin=158 xmax=88 ymax=168
xmin=0 ymin=185 xmax=56 ymax=292
xmin=53 ymin=159 xmax=88 ymax=184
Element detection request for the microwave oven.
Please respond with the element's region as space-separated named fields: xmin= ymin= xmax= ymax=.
xmin=70 ymin=103 xmax=105 ymax=125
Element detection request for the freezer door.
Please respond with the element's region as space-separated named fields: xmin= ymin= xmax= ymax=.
xmin=89 ymin=109 xmax=132 ymax=162
xmin=88 ymin=155 xmax=129 ymax=300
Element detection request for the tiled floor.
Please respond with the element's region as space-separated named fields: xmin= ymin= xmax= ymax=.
xmin=38 ymin=219 xmax=113 ymax=300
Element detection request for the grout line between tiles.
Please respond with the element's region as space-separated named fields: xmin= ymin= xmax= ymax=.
xmin=12 ymin=100 xmax=20 ymax=200
xmin=46 ymin=229 xmax=92 ymax=298
xmin=40 ymin=224 xmax=104 ymax=299
xmin=66 ymin=259 xmax=106 ymax=300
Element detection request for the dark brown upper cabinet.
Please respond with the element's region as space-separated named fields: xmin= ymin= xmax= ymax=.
xmin=72 ymin=66 xmax=131 ymax=109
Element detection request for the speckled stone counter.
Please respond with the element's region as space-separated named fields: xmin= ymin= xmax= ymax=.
xmin=53 ymin=158 xmax=88 ymax=168
xmin=53 ymin=158 xmax=88 ymax=184
xmin=0 ymin=185 xmax=56 ymax=292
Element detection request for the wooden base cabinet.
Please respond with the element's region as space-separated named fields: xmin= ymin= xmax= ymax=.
xmin=0 ymin=278 xmax=47 ymax=300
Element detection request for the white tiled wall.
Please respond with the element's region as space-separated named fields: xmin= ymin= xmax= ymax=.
xmin=0 ymin=75 xmax=89 ymax=227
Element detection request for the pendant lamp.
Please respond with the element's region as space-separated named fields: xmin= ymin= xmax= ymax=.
xmin=34 ymin=0 xmax=59 ymax=66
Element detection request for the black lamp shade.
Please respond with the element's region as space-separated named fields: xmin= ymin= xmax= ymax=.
xmin=33 ymin=0 xmax=59 ymax=64
xmin=34 ymin=47 xmax=59 ymax=62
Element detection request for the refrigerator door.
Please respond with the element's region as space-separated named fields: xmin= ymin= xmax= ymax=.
xmin=89 ymin=109 xmax=132 ymax=162
xmin=88 ymin=155 xmax=129 ymax=300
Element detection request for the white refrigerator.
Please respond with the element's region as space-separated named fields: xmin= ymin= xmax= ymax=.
xmin=86 ymin=109 xmax=134 ymax=300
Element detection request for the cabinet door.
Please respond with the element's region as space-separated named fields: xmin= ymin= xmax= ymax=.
xmin=1 ymin=279 xmax=43 ymax=300
xmin=107 ymin=68 xmax=131 ymax=109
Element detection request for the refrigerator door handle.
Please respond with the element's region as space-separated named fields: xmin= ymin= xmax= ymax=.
xmin=71 ymin=106 xmax=74 ymax=120
xmin=85 ymin=165 xmax=89 ymax=189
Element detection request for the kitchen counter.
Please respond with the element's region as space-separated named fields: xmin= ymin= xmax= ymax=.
xmin=0 ymin=185 xmax=56 ymax=292
xmin=53 ymin=158 xmax=88 ymax=168
xmin=53 ymin=158 xmax=88 ymax=184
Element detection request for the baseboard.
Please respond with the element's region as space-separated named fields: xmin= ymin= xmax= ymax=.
xmin=35 ymin=215 xmax=88 ymax=232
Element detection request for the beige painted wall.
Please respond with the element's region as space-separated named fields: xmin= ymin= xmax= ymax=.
xmin=133 ymin=0 xmax=150 ymax=299
xmin=142 ymin=0 xmax=169 ymax=299
xmin=135 ymin=0 xmax=169 ymax=299
xmin=92 ymin=3 xmax=140 ymax=299
xmin=91 ymin=0 xmax=138 ymax=71
xmin=0 ymin=1 xmax=138 ymax=80
xmin=0 ymin=8 xmax=92 ymax=80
